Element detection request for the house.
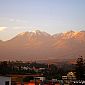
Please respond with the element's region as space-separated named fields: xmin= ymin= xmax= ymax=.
xmin=0 ymin=76 xmax=11 ymax=85
xmin=62 ymin=71 xmax=76 ymax=84
xmin=34 ymin=76 xmax=45 ymax=81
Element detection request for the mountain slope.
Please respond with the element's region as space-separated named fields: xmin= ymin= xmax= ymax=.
xmin=0 ymin=30 xmax=85 ymax=61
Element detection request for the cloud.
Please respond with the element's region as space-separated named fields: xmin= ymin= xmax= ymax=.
xmin=9 ymin=18 xmax=26 ymax=23
xmin=12 ymin=26 xmax=26 ymax=29
xmin=9 ymin=18 xmax=15 ymax=22
xmin=0 ymin=27 xmax=7 ymax=32
xmin=13 ymin=27 xmax=21 ymax=29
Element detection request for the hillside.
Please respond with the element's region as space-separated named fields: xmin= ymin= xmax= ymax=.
xmin=0 ymin=30 xmax=85 ymax=61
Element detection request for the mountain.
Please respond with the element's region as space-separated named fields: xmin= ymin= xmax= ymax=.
xmin=0 ymin=30 xmax=85 ymax=61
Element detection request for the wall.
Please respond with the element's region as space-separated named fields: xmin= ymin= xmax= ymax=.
xmin=0 ymin=76 xmax=11 ymax=85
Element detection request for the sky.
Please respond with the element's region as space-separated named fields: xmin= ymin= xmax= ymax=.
xmin=0 ymin=0 xmax=85 ymax=41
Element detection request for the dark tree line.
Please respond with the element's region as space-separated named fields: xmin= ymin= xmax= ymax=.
xmin=0 ymin=61 xmax=65 ymax=79
xmin=1 ymin=59 xmax=82 ymax=80
xmin=75 ymin=56 xmax=85 ymax=80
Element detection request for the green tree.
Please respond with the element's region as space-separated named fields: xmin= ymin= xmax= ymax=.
xmin=76 ymin=56 xmax=85 ymax=80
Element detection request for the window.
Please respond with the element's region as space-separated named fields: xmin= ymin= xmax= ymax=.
xmin=5 ymin=81 xmax=9 ymax=85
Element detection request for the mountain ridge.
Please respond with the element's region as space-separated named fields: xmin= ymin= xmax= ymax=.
xmin=0 ymin=30 xmax=85 ymax=61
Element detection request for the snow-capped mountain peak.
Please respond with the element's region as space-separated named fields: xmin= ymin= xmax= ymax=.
xmin=62 ymin=31 xmax=79 ymax=39
xmin=0 ymin=30 xmax=85 ymax=61
xmin=31 ymin=30 xmax=41 ymax=34
xmin=18 ymin=32 xmax=29 ymax=36
xmin=17 ymin=30 xmax=51 ymax=38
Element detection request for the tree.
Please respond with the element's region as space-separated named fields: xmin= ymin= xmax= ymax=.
xmin=43 ymin=64 xmax=62 ymax=80
xmin=76 ymin=56 xmax=85 ymax=80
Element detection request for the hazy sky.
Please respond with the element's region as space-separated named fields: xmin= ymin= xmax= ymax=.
xmin=0 ymin=0 xmax=85 ymax=40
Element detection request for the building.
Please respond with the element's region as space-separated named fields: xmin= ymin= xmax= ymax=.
xmin=34 ymin=77 xmax=45 ymax=81
xmin=62 ymin=71 xmax=76 ymax=84
xmin=67 ymin=72 xmax=76 ymax=81
xmin=0 ymin=76 xmax=11 ymax=85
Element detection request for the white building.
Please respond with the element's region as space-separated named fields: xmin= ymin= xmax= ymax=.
xmin=34 ymin=77 xmax=45 ymax=81
xmin=0 ymin=76 xmax=11 ymax=85
xmin=67 ymin=72 xmax=76 ymax=80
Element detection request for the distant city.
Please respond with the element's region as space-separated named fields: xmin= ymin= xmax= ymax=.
xmin=0 ymin=56 xmax=85 ymax=85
